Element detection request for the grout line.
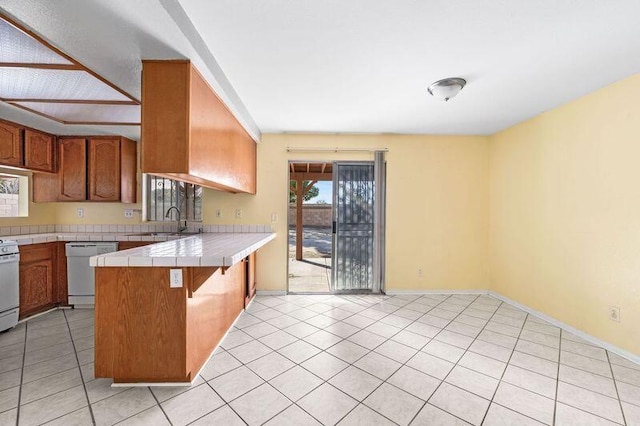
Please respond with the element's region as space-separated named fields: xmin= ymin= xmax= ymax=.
xmin=14 ymin=322 xmax=27 ymax=426
xmin=606 ymin=350 xmax=628 ymax=425
xmin=148 ymin=385 xmax=174 ymax=426
xmin=553 ymin=328 xmax=562 ymax=425
xmin=62 ymin=310 xmax=97 ymax=426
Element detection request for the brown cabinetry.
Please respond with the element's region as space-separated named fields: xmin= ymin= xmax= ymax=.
xmin=59 ymin=138 xmax=87 ymax=201
xmin=24 ymin=129 xmax=56 ymax=173
xmin=0 ymin=121 xmax=23 ymax=167
xmin=142 ymin=60 xmax=256 ymax=194
xmin=19 ymin=242 xmax=58 ymax=319
xmin=33 ymin=136 xmax=137 ymax=203
xmin=118 ymin=241 xmax=152 ymax=250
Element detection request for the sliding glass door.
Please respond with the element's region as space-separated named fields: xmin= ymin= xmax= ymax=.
xmin=332 ymin=162 xmax=376 ymax=292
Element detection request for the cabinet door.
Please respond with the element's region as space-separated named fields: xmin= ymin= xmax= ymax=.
xmin=59 ymin=138 xmax=87 ymax=201
xmin=0 ymin=121 xmax=23 ymax=167
xmin=19 ymin=243 xmax=57 ymax=318
xmin=88 ymin=138 xmax=120 ymax=201
xmin=24 ymin=129 xmax=56 ymax=172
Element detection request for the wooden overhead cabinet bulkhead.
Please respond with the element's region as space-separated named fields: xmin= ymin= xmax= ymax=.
xmin=142 ymin=60 xmax=256 ymax=194
xmin=33 ymin=136 xmax=136 ymax=203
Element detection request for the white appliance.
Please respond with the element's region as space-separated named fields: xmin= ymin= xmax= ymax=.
xmin=66 ymin=242 xmax=118 ymax=305
xmin=0 ymin=240 xmax=20 ymax=332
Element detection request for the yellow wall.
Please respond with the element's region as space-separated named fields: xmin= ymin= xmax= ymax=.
xmin=489 ymin=73 xmax=640 ymax=354
xmin=203 ymin=133 xmax=490 ymax=292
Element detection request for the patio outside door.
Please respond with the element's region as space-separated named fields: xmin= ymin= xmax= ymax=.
xmin=332 ymin=161 xmax=382 ymax=293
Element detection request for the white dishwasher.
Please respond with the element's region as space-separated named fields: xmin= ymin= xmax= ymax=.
xmin=66 ymin=242 xmax=118 ymax=306
xmin=0 ymin=240 xmax=19 ymax=332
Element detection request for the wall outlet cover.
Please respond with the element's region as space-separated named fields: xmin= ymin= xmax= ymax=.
xmin=609 ymin=306 xmax=620 ymax=322
xmin=235 ymin=209 xmax=242 ymax=219
xmin=170 ymin=269 xmax=183 ymax=288
xmin=124 ymin=209 xmax=134 ymax=218
xmin=77 ymin=208 xmax=84 ymax=218
xmin=216 ymin=209 xmax=222 ymax=218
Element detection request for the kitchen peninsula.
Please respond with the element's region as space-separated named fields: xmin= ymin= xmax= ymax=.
xmin=90 ymin=232 xmax=275 ymax=384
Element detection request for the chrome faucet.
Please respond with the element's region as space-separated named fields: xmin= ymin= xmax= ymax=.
xmin=165 ymin=206 xmax=187 ymax=233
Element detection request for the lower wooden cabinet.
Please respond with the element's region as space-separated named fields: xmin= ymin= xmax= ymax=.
xmin=19 ymin=242 xmax=57 ymax=318
xmin=117 ymin=241 xmax=152 ymax=251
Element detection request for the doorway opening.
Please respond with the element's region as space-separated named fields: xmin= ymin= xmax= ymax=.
xmin=288 ymin=162 xmax=333 ymax=293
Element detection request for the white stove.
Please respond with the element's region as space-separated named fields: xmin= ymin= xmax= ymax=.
xmin=0 ymin=240 xmax=19 ymax=332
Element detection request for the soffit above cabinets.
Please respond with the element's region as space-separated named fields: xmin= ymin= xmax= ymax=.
xmin=0 ymin=14 xmax=140 ymax=126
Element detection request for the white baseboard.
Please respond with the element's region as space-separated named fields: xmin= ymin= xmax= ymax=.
xmin=489 ymin=291 xmax=640 ymax=366
xmin=256 ymin=290 xmax=287 ymax=296
xmin=385 ymin=289 xmax=490 ymax=295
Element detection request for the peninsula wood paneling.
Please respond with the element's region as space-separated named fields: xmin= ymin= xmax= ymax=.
xmin=95 ymin=262 xmax=245 ymax=383
xmin=141 ymin=60 xmax=256 ymax=194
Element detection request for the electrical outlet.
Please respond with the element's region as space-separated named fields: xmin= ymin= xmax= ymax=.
xmin=76 ymin=208 xmax=84 ymax=218
xmin=235 ymin=209 xmax=242 ymax=219
xmin=271 ymin=212 xmax=278 ymax=223
xmin=609 ymin=306 xmax=620 ymax=322
xmin=417 ymin=268 xmax=423 ymax=278
xmin=216 ymin=209 xmax=222 ymax=218
xmin=124 ymin=209 xmax=134 ymax=219
xmin=170 ymin=269 xmax=183 ymax=288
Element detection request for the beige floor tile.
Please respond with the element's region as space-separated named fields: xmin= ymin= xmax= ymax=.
xmin=270 ymin=365 xmax=323 ymax=401
xmin=559 ymin=364 xmax=617 ymax=398
xmin=410 ymin=403 xmax=470 ymax=425
xmin=555 ymin=402 xmax=619 ymax=426
xmin=298 ymin=383 xmax=358 ymax=426
xmin=19 ymin=385 xmax=87 ymax=426
xmin=191 ymin=404 xmax=245 ymax=425
xmin=338 ymin=403 xmax=395 ymax=425
xmin=329 ymin=366 xmax=382 ymax=401
xmin=406 ymin=351 xmax=454 ymax=380
xmin=302 ymin=352 xmax=349 ymax=380
xmin=483 ymin=403 xmax=544 ymax=425
xmin=374 ymin=340 xmax=417 ymax=364
xmin=0 ymin=368 xmax=21 ymax=392
xmin=265 ymin=404 xmax=322 ymax=426
xmin=510 ymin=351 xmax=558 ymax=379
xmin=208 ymin=366 xmax=264 ymax=402
xmin=0 ymin=385 xmax=19 ymax=412
xmin=118 ymin=405 xmax=171 ymax=426
xmin=161 ymin=384 xmax=224 ymax=426
xmin=91 ymin=387 xmax=157 ymax=426
xmin=363 ymin=383 xmax=423 ymax=426
xmin=278 ymin=340 xmax=321 ymax=364
xmin=246 ymin=351 xmax=295 ymax=381
xmin=44 ymin=407 xmax=93 ymax=426
xmin=199 ymin=351 xmax=242 ymax=381
xmin=422 ymin=339 xmax=466 ymax=363
xmin=429 ymin=382 xmax=489 ymax=426
xmin=21 ymin=367 xmax=82 ymax=404
xmin=556 ymin=382 xmax=624 ymax=424
xmin=150 ymin=376 xmax=205 ymax=403
xmin=458 ymin=351 xmax=506 ymax=379
xmin=446 ymin=365 xmax=499 ymax=400
xmin=493 ymin=382 xmax=554 ymax=425
xmin=353 ymin=352 xmax=401 ymax=381
xmin=326 ymin=340 xmax=369 ymax=364
xmin=502 ymin=365 xmax=556 ymax=399
xmin=230 ymin=383 xmax=291 ymax=425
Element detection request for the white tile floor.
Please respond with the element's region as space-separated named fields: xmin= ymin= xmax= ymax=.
xmin=1 ymin=293 xmax=639 ymax=425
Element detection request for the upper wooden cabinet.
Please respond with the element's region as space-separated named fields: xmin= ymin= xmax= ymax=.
xmin=24 ymin=129 xmax=56 ymax=173
xmin=33 ymin=136 xmax=137 ymax=203
xmin=142 ymin=60 xmax=256 ymax=194
xmin=59 ymin=138 xmax=87 ymax=201
xmin=0 ymin=121 xmax=23 ymax=167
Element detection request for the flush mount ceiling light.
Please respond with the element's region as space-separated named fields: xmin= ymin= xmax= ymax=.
xmin=427 ymin=77 xmax=467 ymax=102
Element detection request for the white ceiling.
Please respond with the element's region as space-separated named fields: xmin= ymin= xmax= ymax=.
xmin=2 ymin=0 xmax=640 ymax=137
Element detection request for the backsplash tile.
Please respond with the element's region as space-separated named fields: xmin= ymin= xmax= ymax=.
xmin=0 ymin=223 xmax=272 ymax=239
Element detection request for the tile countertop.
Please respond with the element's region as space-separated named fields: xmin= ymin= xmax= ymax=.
xmin=89 ymin=232 xmax=276 ymax=268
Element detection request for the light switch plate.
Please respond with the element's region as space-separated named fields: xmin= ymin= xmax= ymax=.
xmin=170 ymin=269 xmax=183 ymax=288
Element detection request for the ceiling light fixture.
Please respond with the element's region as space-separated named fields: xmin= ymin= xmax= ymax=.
xmin=427 ymin=77 xmax=467 ymax=102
